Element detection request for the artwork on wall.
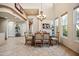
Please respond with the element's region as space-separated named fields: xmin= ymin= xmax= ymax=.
xmin=42 ymin=23 xmax=50 ymax=29
xmin=15 ymin=3 xmax=24 ymax=14
xmin=15 ymin=24 xmax=21 ymax=37
xmin=51 ymin=25 xmax=55 ymax=36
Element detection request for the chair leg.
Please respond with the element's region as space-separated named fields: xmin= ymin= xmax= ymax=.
xmin=55 ymin=40 xmax=58 ymax=45
xmin=31 ymin=40 xmax=33 ymax=46
xmin=51 ymin=40 xmax=53 ymax=46
xmin=42 ymin=40 xmax=43 ymax=47
xmin=25 ymin=39 xmax=27 ymax=45
xmin=34 ymin=42 xmax=36 ymax=46
xmin=25 ymin=42 xmax=26 ymax=45
xmin=57 ymin=40 xmax=59 ymax=45
xmin=35 ymin=41 xmax=36 ymax=47
xmin=49 ymin=39 xmax=51 ymax=46
xmin=49 ymin=40 xmax=50 ymax=46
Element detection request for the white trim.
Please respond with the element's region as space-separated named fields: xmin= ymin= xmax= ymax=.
xmin=61 ymin=14 xmax=68 ymax=38
xmin=73 ymin=7 xmax=79 ymax=40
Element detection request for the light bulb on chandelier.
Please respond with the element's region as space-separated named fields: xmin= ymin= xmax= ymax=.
xmin=37 ymin=2 xmax=46 ymax=21
xmin=37 ymin=11 xmax=46 ymax=21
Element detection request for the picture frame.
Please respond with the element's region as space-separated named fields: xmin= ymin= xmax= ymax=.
xmin=42 ymin=23 xmax=50 ymax=29
xmin=15 ymin=3 xmax=24 ymax=14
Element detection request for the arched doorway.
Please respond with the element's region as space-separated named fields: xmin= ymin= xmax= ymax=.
xmin=0 ymin=12 xmax=27 ymax=39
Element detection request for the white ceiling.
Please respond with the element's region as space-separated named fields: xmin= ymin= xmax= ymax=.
xmin=20 ymin=3 xmax=53 ymax=20
xmin=0 ymin=12 xmax=25 ymax=23
xmin=0 ymin=3 xmax=53 ymax=9
xmin=20 ymin=3 xmax=53 ymax=10
xmin=0 ymin=3 xmax=54 ymax=21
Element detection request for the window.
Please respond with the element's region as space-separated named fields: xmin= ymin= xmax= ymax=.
xmin=61 ymin=14 xmax=68 ymax=37
xmin=55 ymin=18 xmax=59 ymax=35
xmin=74 ymin=7 xmax=79 ymax=39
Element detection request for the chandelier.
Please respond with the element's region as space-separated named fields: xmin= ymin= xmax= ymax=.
xmin=37 ymin=3 xmax=46 ymax=21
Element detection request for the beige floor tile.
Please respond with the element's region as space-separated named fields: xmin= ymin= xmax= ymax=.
xmin=0 ymin=37 xmax=78 ymax=56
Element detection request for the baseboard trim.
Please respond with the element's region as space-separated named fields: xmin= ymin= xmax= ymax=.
xmin=60 ymin=43 xmax=79 ymax=55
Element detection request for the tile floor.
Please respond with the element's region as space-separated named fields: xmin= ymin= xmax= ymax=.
xmin=0 ymin=37 xmax=78 ymax=56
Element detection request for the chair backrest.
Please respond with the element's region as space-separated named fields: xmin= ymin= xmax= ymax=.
xmin=52 ymin=32 xmax=59 ymax=41
xmin=24 ymin=32 xmax=28 ymax=38
xmin=27 ymin=34 xmax=33 ymax=39
xmin=56 ymin=32 xmax=59 ymax=38
xmin=43 ymin=33 xmax=50 ymax=40
xmin=35 ymin=32 xmax=43 ymax=40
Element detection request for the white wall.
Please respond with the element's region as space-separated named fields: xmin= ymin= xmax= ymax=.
xmin=0 ymin=19 xmax=8 ymax=37
xmin=32 ymin=16 xmax=39 ymax=34
xmin=7 ymin=21 xmax=16 ymax=37
xmin=54 ymin=3 xmax=79 ymax=53
xmin=0 ymin=19 xmax=7 ymax=32
xmin=41 ymin=19 xmax=52 ymax=35
xmin=0 ymin=19 xmax=8 ymax=45
xmin=19 ymin=22 xmax=27 ymax=36
xmin=7 ymin=21 xmax=27 ymax=37
xmin=0 ymin=33 xmax=5 ymax=45
xmin=27 ymin=16 xmax=52 ymax=35
xmin=27 ymin=16 xmax=39 ymax=35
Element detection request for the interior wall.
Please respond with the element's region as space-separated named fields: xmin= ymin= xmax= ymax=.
xmin=32 ymin=16 xmax=39 ymax=35
xmin=54 ymin=3 xmax=79 ymax=53
xmin=27 ymin=16 xmax=39 ymax=35
xmin=19 ymin=22 xmax=27 ymax=36
xmin=7 ymin=21 xmax=16 ymax=37
xmin=0 ymin=19 xmax=7 ymax=45
xmin=41 ymin=19 xmax=52 ymax=35
xmin=0 ymin=19 xmax=7 ymax=32
xmin=27 ymin=16 xmax=52 ymax=35
xmin=7 ymin=21 xmax=27 ymax=37
xmin=0 ymin=21 xmax=3 ymax=32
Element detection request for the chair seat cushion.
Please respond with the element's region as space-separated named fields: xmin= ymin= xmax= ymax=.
xmin=43 ymin=40 xmax=49 ymax=43
xmin=51 ymin=38 xmax=57 ymax=40
xmin=26 ymin=38 xmax=32 ymax=40
xmin=27 ymin=37 xmax=32 ymax=39
xmin=35 ymin=39 xmax=42 ymax=42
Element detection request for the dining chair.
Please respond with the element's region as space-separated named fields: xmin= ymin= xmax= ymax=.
xmin=34 ymin=32 xmax=43 ymax=47
xmin=51 ymin=32 xmax=59 ymax=45
xmin=25 ymin=33 xmax=33 ymax=45
xmin=43 ymin=32 xmax=51 ymax=46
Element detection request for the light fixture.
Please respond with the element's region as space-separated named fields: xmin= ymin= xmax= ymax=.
xmin=37 ymin=2 xmax=46 ymax=21
xmin=76 ymin=8 xmax=79 ymax=12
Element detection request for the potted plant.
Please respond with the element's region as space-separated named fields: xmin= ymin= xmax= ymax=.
xmin=15 ymin=24 xmax=21 ymax=37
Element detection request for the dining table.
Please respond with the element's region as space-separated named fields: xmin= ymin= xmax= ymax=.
xmin=31 ymin=34 xmax=53 ymax=46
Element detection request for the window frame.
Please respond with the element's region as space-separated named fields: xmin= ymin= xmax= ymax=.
xmin=61 ymin=13 xmax=68 ymax=38
xmin=55 ymin=18 xmax=59 ymax=36
xmin=73 ymin=7 xmax=79 ymax=40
